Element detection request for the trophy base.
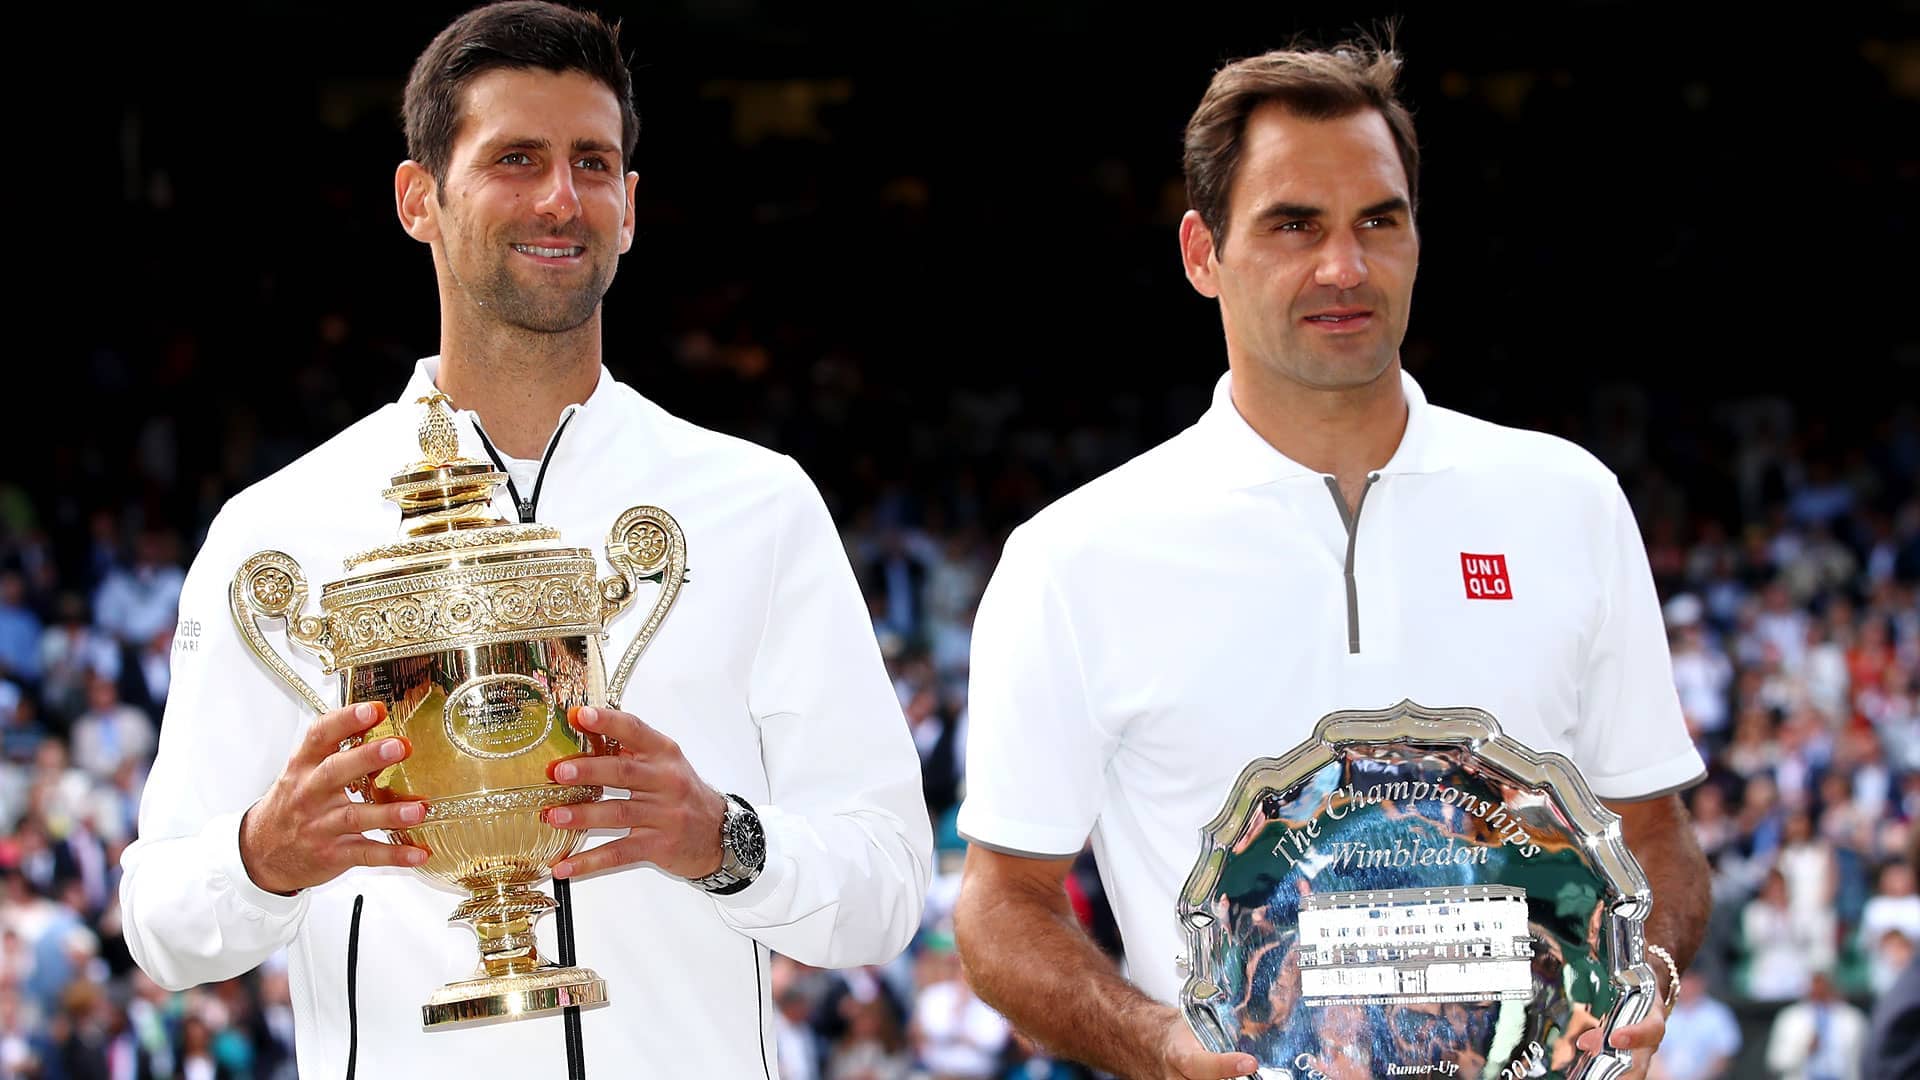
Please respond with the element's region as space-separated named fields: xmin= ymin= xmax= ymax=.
xmin=421 ymin=966 xmax=609 ymax=1029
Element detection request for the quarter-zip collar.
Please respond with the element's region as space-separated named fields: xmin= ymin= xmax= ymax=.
xmin=396 ymin=355 xmax=649 ymax=521
xmin=399 ymin=355 xmax=617 ymax=443
xmin=1195 ymin=366 xmax=1453 ymax=491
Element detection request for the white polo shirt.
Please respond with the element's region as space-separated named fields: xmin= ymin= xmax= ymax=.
xmin=957 ymin=369 xmax=1705 ymax=1005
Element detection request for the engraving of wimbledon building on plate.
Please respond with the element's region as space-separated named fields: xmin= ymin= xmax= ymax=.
xmin=1296 ymin=885 xmax=1534 ymax=1006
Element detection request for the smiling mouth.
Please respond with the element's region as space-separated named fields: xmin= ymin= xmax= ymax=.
xmin=512 ymin=243 xmax=584 ymax=258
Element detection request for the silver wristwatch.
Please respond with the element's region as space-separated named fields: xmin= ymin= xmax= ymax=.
xmin=690 ymin=793 xmax=766 ymax=895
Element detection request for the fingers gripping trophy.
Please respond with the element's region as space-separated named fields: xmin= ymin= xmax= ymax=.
xmin=229 ymin=393 xmax=687 ymax=1028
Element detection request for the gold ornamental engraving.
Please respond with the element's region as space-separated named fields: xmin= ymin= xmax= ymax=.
xmin=625 ymin=521 xmax=669 ymax=567
xmin=250 ymin=567 xmax=293 ymax=607
xmin=320 ymin=562 xmax=600 ymax=668
xmin=444 ymin=675 xmax=554 ymax=759
xmin=420 ymin=783 xmax=600 ymax=824
xmin=346 ymin=523 xmax=561 ymax=568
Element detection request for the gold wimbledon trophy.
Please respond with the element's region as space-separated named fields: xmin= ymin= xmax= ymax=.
xmin=229 ymin=393 xmax=686 ymax=1029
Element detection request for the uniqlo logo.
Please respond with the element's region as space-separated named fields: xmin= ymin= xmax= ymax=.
xmin=1461 ymin=553 xmax=1513 ymax=600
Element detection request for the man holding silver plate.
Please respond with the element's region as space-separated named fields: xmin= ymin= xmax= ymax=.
xmin=954 ymin=38 xmax=1710 ymax=1080
xmin=117 ymin=3 xmax=931 ymax=1076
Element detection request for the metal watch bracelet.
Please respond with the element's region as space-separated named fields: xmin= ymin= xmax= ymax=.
xmin=691 ymin=793 xmax=766 ymax=895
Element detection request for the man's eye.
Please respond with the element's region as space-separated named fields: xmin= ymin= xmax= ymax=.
xmin=499 ymin=152 xmax=532 ymax=166
xmin=576 ymin=157 xmax=609 ymax=171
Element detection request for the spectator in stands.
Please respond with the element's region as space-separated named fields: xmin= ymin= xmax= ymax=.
xmin=0 ymin=573 xmax=42 ymax=691
xmin=774 ymin=955 xmax=825 ymax=1080
xmin=1744 ymin=868 xmax=1817 ymax=1001
xmin=826 ymin=981 xmax=912 ymax=1080
xmin=1860 ymin=861 xmax=1920 ymax=990
xmin=1671 ymin=619 xmax=1735 ymax=740
xmin=910 ymin=935 xmax=1009 ymax=1080
xmin=36 ymin=592 xmax=119 ymax=725
xmin=90 ymin=530 xmax=182 ymax=651
xmin=1863 ymin=832 xmax=1920 ymax=1079
xmin=1650 ymin=969 xmax=1740 ymax=1080
xmin=1765 ymin=970 xmax=1866 ymax=1080
xmin=66 ymin=675 xmax=153 ymax=785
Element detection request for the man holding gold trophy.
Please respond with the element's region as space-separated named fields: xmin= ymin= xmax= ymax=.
xmin=954 ymin=39 xmax=1712 ymax=1080
xmin=117 ymin=2 xmax=932 ymax=1076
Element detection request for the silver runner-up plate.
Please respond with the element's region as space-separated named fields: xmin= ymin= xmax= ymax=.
xmin=1176 ymin=700 xmax=1658 ymax=1080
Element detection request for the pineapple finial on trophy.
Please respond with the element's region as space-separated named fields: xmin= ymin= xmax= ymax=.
xmin=415 ymin=393 xmax=465 ymax=468
xmin=378 ymin=394 xmax=512 ymax=539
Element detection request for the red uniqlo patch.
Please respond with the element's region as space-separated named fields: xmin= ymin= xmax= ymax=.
xmin=1461 ymin=553 xmax=1513 ymax=600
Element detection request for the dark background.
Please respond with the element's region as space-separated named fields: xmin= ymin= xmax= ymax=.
xmin=40 ymin=0 xmax=1917 ymax=546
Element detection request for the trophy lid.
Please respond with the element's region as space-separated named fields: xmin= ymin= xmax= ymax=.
xmin=309 ymin=395 xmax=604 ymax=669
xmin=343 ymin=393 xmax=565 ymax=571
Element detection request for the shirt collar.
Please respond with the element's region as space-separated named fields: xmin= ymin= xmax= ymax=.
xmin=1196 ymin=366 xmax=1452 ymax=490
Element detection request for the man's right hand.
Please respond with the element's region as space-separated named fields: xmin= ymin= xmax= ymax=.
xmin=238 ymin=701 xmax=431 ymax=895
xmin=1148 ymin=1009 xmax=1258 ymax=1080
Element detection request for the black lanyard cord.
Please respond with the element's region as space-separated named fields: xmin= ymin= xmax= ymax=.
xmin=470 ymin=412 xmax=587 ymax=1080
xmin=471 ymin=411 xmax=577 ymax=521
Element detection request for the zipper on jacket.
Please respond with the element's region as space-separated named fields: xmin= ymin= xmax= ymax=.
xmin=470 ymin=408 xmax=578 ymax=523
xmin=1324 ymin=473 xmax=1380 ymax=654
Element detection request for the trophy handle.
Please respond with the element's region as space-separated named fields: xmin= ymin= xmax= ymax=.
xmin=231 ymin=550 xmax=337 ymax=715
xmin=598 ymin=507 xmax=688 ymax=710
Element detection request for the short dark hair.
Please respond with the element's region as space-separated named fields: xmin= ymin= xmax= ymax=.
xmin=1183 ymin=34 xmax=1420 ymax=253
xmin=403 ymin=1 xmax=639 ymax=191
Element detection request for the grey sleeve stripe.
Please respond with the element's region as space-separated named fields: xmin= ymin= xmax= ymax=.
xmin=956 ymin=829 xmax=1084 ymax=861
xmin=1601 ymin=771 xmax=1709 ymax=803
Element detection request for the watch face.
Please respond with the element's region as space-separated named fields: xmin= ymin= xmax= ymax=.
xmin=726 ymin=807 xmax=767 ymax=872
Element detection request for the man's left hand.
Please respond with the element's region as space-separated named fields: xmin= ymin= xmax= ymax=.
xmin=1575 ymin=985 xmax=1667 ymax=1079
xmin=543 ymin=705 xmax=727 ymax=881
